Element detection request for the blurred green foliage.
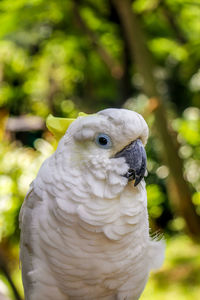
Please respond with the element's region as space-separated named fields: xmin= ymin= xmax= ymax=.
xmin=0 ymin=139 xmax=53 ymax=241
xmin=0 ymin=0 xmax=200 ymax=299
xmin=141 ymin=235 xmax=200 ymax=300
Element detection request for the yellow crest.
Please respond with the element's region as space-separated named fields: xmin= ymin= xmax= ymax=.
xmin=46 ymin=112 xmax=91 ymax=140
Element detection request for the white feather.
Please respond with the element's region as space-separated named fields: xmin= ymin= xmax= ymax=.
xmin=20 ymin=108 xmax=164 ymax=300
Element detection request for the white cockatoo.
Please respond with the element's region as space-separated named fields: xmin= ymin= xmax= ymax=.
xmin=19 ymin=108 xmax=165 ymax=300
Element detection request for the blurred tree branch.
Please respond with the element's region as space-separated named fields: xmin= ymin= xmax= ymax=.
xmin=159 ymin=0 xmax=187 ymax=44
xmin=111 ymin=0 xmax=200 ymax=239
xmin=73 ymin=0 xmax=124 ymax=80
xmin=6 ymin=116 xmax=44 ymax=132
xmin=0 ymin=252 xmax=22 ymax=300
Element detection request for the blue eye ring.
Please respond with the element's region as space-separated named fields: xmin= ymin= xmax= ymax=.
xmin=95 ymin=133 xmax=112 ymax=149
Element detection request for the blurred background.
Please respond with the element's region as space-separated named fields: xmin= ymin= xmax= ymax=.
xmin=0 ymin=0 xmax=200 ymax=299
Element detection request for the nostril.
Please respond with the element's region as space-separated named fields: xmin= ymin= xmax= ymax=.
xmin=125 ymin=168 xmax=136 ymax=181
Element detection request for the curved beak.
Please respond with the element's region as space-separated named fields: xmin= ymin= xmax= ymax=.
xmin=114 ymin=139 xmax=147 ymax=186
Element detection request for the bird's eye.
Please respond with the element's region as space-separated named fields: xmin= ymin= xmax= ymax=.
xmin=95 ymin=133 xmax=112 ymax=149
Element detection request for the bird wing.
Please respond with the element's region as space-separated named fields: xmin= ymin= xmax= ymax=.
xmin=19 ymin=182 xmax=41 ymax=298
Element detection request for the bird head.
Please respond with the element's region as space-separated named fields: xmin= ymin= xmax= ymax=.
xmin=48 ymin=109 xmax=148 ymax=198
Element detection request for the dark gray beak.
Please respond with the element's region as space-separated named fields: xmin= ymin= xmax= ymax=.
xmin=114 ymin=139 xmax=147 ymax=186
